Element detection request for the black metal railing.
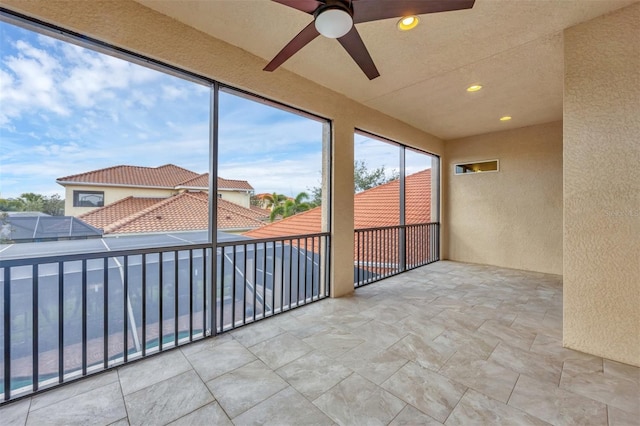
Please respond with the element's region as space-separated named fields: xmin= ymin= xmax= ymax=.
xmin=216 ymin=233 xmax=330 ymax=332
xmin=354 ymin=222 xmax=439 ymax=287
xmin=0 ymin=232 xmax=329 ymax=402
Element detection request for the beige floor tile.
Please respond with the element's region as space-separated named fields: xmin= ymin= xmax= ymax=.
xmin=314 ymin=373 xmax=406 ymax=426
xmin=477 ymin=320 xmax=536 ymax=351
xmin=608 ymin=405 xmax=640 ymax=426
xmin=439 ymin=351 xmax=519 ymax=403
xmin=489 ymin=342 xmax=563 ymax=385
xmin=276 ymin=351 xmax=353 ymax=400
xmin=178 ymin=333 xmax=234 ymax=357
xmin=445 ymin=389 xmax=550 ymax=425
xmin=560 ymin=365 xmax=640 ymax=414
xmin=249 ymin=332 xmax=312 ymax=369
xmin=350 ymin=320 xmax=408 ymax=349
xmin=118 ymin=349 xmax=191 ymax=395
xmin=230 ymin=319 xmax=285 ymax=347
xmin=430 ymin=309 xmax=487 ymax=332
xmin=29 ymin=370 xmax=119 ymax=412
xmin=382 ymin=361 xmax=467 ymax=423
xmin=27 ymin=381 xmax=126 ymax=426
xmin=389 ymin=333 xmax=455 ymax=371
xmin=339 ymin=342 xmax=408 ymax=384
xmin=186 ymin=339 xmax=256 ymax=381
xmin=390 ymin=404 xmax=443 ymax=425
xmin=302 ymin=327 xmax=365 ymax=358
xmin=0 ymin=397 xmax=31 ymax=426
xmin=604 ymin=359 xmax=640 ymax=384
xmin=167 ymin=402 xmax=232 ymax=426
xmin=508 ymin=374 xmax=608 ymax=425
xmin=433 ymin=328 xmax=499 ymax=359
xmin=206 ymin=360 xmax=288 ymax=418
xmin=125 ymin=370 xmax=213 ymax=426
xmin=234 ymin=386 xmax=333 ymax=425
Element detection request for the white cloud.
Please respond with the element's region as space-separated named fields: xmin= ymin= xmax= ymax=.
xmin=0 ymin=40 xmax=68 ymax=125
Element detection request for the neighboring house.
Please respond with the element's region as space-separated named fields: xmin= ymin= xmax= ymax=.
xmin=57 ymin=164 xmax=254 ymax=217
xmin=245 ymin=169 xmax=432 ymax=239
xmin=78 ymin=192 xmax=268 ymax=235
xmin=245 ymin=169 xmax=432 ymax=277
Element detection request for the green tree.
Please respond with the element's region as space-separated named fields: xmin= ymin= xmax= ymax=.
xmin=17 ymin=192 xmax=45 ymax=212
xmin=270 ymin=192 xmax=311 ymax=221
xmin=0 ymin=198 xmax=23 ymax=212
xmin=308 ymin=160 xmax=399 ymax=205
xmin=354 ymin=160 xmax=398 ymax=193
xmin=308 ymin=185 xmax=322 ymax=207
xmin=42 ymin=194 xmax=65 ymax=216
xmin=263 ymin=192 xmax=288 ymax=211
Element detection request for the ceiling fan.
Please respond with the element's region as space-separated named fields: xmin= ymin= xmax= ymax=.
xmin=264 ymin=0 xmax=476 ymax=80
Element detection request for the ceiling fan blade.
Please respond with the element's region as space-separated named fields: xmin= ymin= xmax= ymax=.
xmin=264 ymin=21 xmax=321 ymax=72
xmin=337 ymin=26 xmax=380 ymax=80
xmin=353 ymin=0 xmax=475 ymax=24
xmin=272 ymin=0 xmax=323 ymax=14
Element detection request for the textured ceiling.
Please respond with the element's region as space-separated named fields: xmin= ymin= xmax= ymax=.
xmin=134 ymin=0 xmax=636 ymax=140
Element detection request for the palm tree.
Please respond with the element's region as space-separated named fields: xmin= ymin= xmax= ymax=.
xmin=269 ymin=192 xmax=311 ymax=221
xmin=262 ymin=192 xmax=287 ymax=211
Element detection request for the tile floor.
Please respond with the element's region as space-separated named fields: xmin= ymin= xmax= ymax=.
xmin=1 ymin=261 xmax=638 ymax=425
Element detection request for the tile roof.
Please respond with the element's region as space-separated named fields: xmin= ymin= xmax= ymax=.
xmin=57 ymin=164 xmax=199 ymax=188
xmin=78 ymin=197 xmax=165 ymax=229
xmin=177 ymin=174 xmax=254 ymax=191
xmin=217 ymin=177 xmax=254 ymax=191
xmin=244 ymin=169 xmax=432 ymax=239
xmin=79 ymin=192 xmax=264 ymax=234
xmin=57 ymin=164 xmax=253 ymax=191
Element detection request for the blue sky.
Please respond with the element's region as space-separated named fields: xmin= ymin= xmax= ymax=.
xmin=0 ymin=20 xmax=429 ymax=201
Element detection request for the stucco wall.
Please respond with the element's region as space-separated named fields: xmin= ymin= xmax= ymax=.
xmin=217 ymin=191 xmax=250 ymax=209
xmin=64 ymin=185 xmax=173 ymax=216
xmin=2 ymin=0 xmax=443 ymax=297
xmin=444 ymin=121 xmax=563 ymax=275
xmin=563 ymin=3 xmax=640 ymax=366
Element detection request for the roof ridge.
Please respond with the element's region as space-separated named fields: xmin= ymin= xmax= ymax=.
xmin=177 ymin=172 xmax=209 ymax=186
xmin=157 ymin=164 xmax=196 ymax=173
xmin=57 ymin=164 xmax=129 ymax=182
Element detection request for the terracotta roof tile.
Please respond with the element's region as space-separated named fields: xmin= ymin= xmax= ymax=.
xmin=176 ymin=174 xmax=254 ymax=191
xmin=217 ymin=199 xmax=267 ymax=230
xmin=244 ymin=169 xmax=431 ymax=240
xmin=58 ymin=164 xmax=199 ymax=188
xmin=80 ymin=192 xmax=263 ymax=234
xmin=218 ymin=177 xmax=254 ymax=191
xmin=78 ymin=197 xmax=165 ymax=230
xmin=58 ymin=164 xmax=254 ymax=191
xmin=177 ymin=173 xmax=209 ymax=188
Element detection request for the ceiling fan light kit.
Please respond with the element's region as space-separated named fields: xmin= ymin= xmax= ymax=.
xmin=266 ymin=0 xmax=476 ymax=80
xmin=315 ymin=4 xmax=353 ymax=38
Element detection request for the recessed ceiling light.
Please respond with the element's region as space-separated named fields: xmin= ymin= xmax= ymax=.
xmin=466 ymin=85 xmax=483 ymax=92
xmin=397 ymin=16 xmax=419 ymax=31
xmin=500 ymin=116 xmax=512 ymax=121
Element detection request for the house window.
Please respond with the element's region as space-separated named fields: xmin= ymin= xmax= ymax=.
xmin=73 ymin=191 xmax=104 ymax=207
xmin=455 ymin=160 xmax=499 ymax=174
